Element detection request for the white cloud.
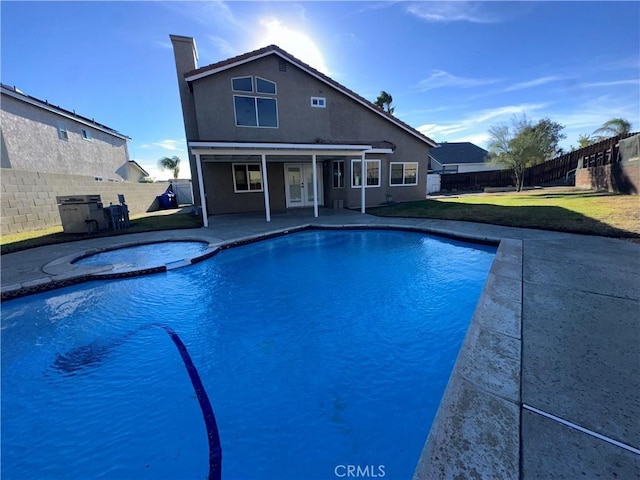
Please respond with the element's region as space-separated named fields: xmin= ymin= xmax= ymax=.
xmin=208 ymin=36 xmax=241 ymax=58
xmin=406 ymin=1 xmax=510 ymax=24
xmin=416 ymin=70 xmax=501 ymax=91
xmin=255 ymin=18 xmax=330 ymax=74
xmin=153 ymin=139 xmax=183 ymax=151
xmin=580 ymin=79 xmax=640 ymax=89
xmin=417 ymin=103 xmax=549 ymax=146
xmin=503 ymin=75 xmax=568 ymax=92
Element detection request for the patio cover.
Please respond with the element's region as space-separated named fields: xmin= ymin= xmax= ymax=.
xmin=189 ymin=141 xmax=394 ymax=226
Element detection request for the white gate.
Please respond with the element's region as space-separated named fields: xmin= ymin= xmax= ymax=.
xmin=172 ymin=181 xmax=194 ymax=205
xmin=426 ymin=174 xmax=441 ymax=195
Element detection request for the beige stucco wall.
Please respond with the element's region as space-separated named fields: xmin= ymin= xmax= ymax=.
xmin=1 ymin=168 xmax=167 ymax=233
xmin=185 ymin=55 xmax=431 ymax=213
xmin=1 ymin=94 xmax=130 ymax=181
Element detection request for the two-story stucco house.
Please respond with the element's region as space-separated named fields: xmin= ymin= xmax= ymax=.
xmin=0 ymin=83 xmax=143 ymax=182
xmin=170 ymin=35 xmax=437 ymax=226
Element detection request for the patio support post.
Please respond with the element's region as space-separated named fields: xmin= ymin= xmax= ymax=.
xmin=261 ymin=153 xmax=271 ymax=222
xmin=195 ymin=152 xmax=209 ymax=228
xmin=312 ymin=154 xmax=319 ymax=218
xmin=360 ymin=152 xmax=366 ymax=214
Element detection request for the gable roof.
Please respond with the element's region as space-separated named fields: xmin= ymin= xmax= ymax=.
xmin=428 ymin=142 xmax=489 ymax=165
xmin=0 ymin=83 xmax=130 ymax=141
xmin=128 ymin=160 xmax=150 ymax=177
xmin=184 ymin=45 xmax=438 ymax=148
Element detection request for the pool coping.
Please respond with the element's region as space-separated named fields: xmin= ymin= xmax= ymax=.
xmin=412 ymin=238 xmax=523 ymax=479
xmin=1 ymin=224 xmax=500 ymax=301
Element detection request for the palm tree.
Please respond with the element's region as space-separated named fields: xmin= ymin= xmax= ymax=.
xmin=374 ymin=91 xmax=395 ymax=114
xmin=592 ymin=118 xmax=632 ymax=141
xmin=158 ymin=156 xmax=181 ymax=179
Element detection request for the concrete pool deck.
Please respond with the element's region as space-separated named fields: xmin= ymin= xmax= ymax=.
xmin=1 ymin=208 xmax=639 ymax=478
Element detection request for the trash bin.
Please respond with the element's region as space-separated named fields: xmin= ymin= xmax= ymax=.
xmin=157 ymin=192 xmax=177 ymax=209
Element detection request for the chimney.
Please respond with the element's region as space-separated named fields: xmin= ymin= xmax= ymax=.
xmin=170 ymin=34 xmax=199 ymax=141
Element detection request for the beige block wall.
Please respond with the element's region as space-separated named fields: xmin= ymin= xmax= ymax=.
xmin=1 ymin=169 xmax=168 ymax=234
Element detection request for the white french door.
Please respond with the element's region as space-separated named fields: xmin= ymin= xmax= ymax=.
xmin=285 ymin=164 xmax=324 ymax=207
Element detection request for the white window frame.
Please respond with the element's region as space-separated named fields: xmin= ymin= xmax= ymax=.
xmin=332 ymin=160 xmax=345 ymax=188
xmin=233 ymin=95 xmax=279 ymax=128
xmin=311 ymin=96 xmax=326 ymax=108
xmin=351 ymin=159 xmax=381 ymax=188
xmin=81 ymin=128 xmax=93 ymax=141
xmin=255 ymin=76 xmax=277 ymax=95
xmin=232 ymin=162 xmax=264 ymax=193
xmin=389 ymin=162 xmax=419 ymax=186
xmin=231 ymin=76 xmax=254 ymax=93
xmin=57 ymin=121 xmax=69 ymax=141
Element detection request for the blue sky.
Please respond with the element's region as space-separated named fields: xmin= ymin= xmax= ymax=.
xmin=2 ymin=1 xmax=639 ymax=180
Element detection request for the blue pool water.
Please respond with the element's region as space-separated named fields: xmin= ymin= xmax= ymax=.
xmin=73 ymin=240 xmax=210 ymax=272
xmin=1 ymin=230 xmax=495 ymax=480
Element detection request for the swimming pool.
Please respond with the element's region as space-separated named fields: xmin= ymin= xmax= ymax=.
xmin=1 ymin=229 xmax=495 ymax=479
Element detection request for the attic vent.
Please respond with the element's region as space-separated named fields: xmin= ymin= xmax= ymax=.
xmin=278 ymin=59 xmax=287 ymax=72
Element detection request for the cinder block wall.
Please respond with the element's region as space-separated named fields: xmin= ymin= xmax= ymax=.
xmin=1 ymin=169 xmax=168 ymax=234
xmin=575 ymin=164 xmax=639 ymax=194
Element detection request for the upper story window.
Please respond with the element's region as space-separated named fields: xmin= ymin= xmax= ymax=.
xmin=231 ymin=76 xmax=277 ymax=94
xmin=57 ymin=121 xmax=69 ymax=141
xmin=232 ymin=76 xmax=278 ymax=128
xmin=311 ymin=97 xmax=326 ymax=108
xmin=256 ymin=77 xmax=276 ymax=94
xmin=81 ymin=128 xmax=93 ymax=141
xmin=232 ymin=76 xmax=253 ymax=92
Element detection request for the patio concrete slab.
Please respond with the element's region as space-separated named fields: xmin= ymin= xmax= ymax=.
xmin=522 ymin=409 xmax=640 ymax=479
xmin=522 ymin=280 xmax=640 ymax=447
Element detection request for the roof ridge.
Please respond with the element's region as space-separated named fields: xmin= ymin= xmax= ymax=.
xmin=183 ymin=45 xmax=438 ymax=147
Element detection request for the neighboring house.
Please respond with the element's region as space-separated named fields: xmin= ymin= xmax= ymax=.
xmin=428 ymin=142 xmax=502 ymax=174
xmin=169 ymin=35 xmax=437 ymax=225
xmin=117 ymin=160 xmax=150 ymax=182
xmin=1 ymin=83 xmax=131 ymax=182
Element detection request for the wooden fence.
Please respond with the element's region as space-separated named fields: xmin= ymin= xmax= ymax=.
xmin=439 ymin=132 xmax=637 ymax=192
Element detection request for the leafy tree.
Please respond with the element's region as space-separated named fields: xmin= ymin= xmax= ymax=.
xmin=374 ymin=91 xmax=395 ymax=114
xmin=488 ymin=115 xmax=565 ymax=191
xmin=158 ymin=156 xmax=181 ymax=179
xmin=592 ymin=118 xmax=632 ymax=141
xmin=577 ymin=134 xmax=594 ymax=148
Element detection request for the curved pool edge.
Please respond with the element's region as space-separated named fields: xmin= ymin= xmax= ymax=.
xmin=1 ymin=224 xmax=498 ymax=302
xmin=413 ymin=238 xmax=523 ymax=480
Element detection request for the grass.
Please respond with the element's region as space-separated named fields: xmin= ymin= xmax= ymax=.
xmin=369 ymin=188 xmax=640 ymax=238
xmin=1 ymin=212 xmax=203 ymax=255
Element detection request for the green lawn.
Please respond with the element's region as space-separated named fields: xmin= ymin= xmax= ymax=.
xmin=1 ymin=212 xmax=203 ymax=255
xmin=369 ymin=188 xmax=640 ymax=238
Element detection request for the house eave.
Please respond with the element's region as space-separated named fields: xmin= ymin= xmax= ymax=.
xmin=189 ymin=141 xmax=394 ymax=157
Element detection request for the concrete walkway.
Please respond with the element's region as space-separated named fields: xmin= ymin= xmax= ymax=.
xmin=1 ymin=208 xmax=639 ymax=478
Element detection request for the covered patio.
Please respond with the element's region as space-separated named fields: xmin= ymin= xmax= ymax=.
xmin=189 ymin=141 xmax=394 ymax=227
